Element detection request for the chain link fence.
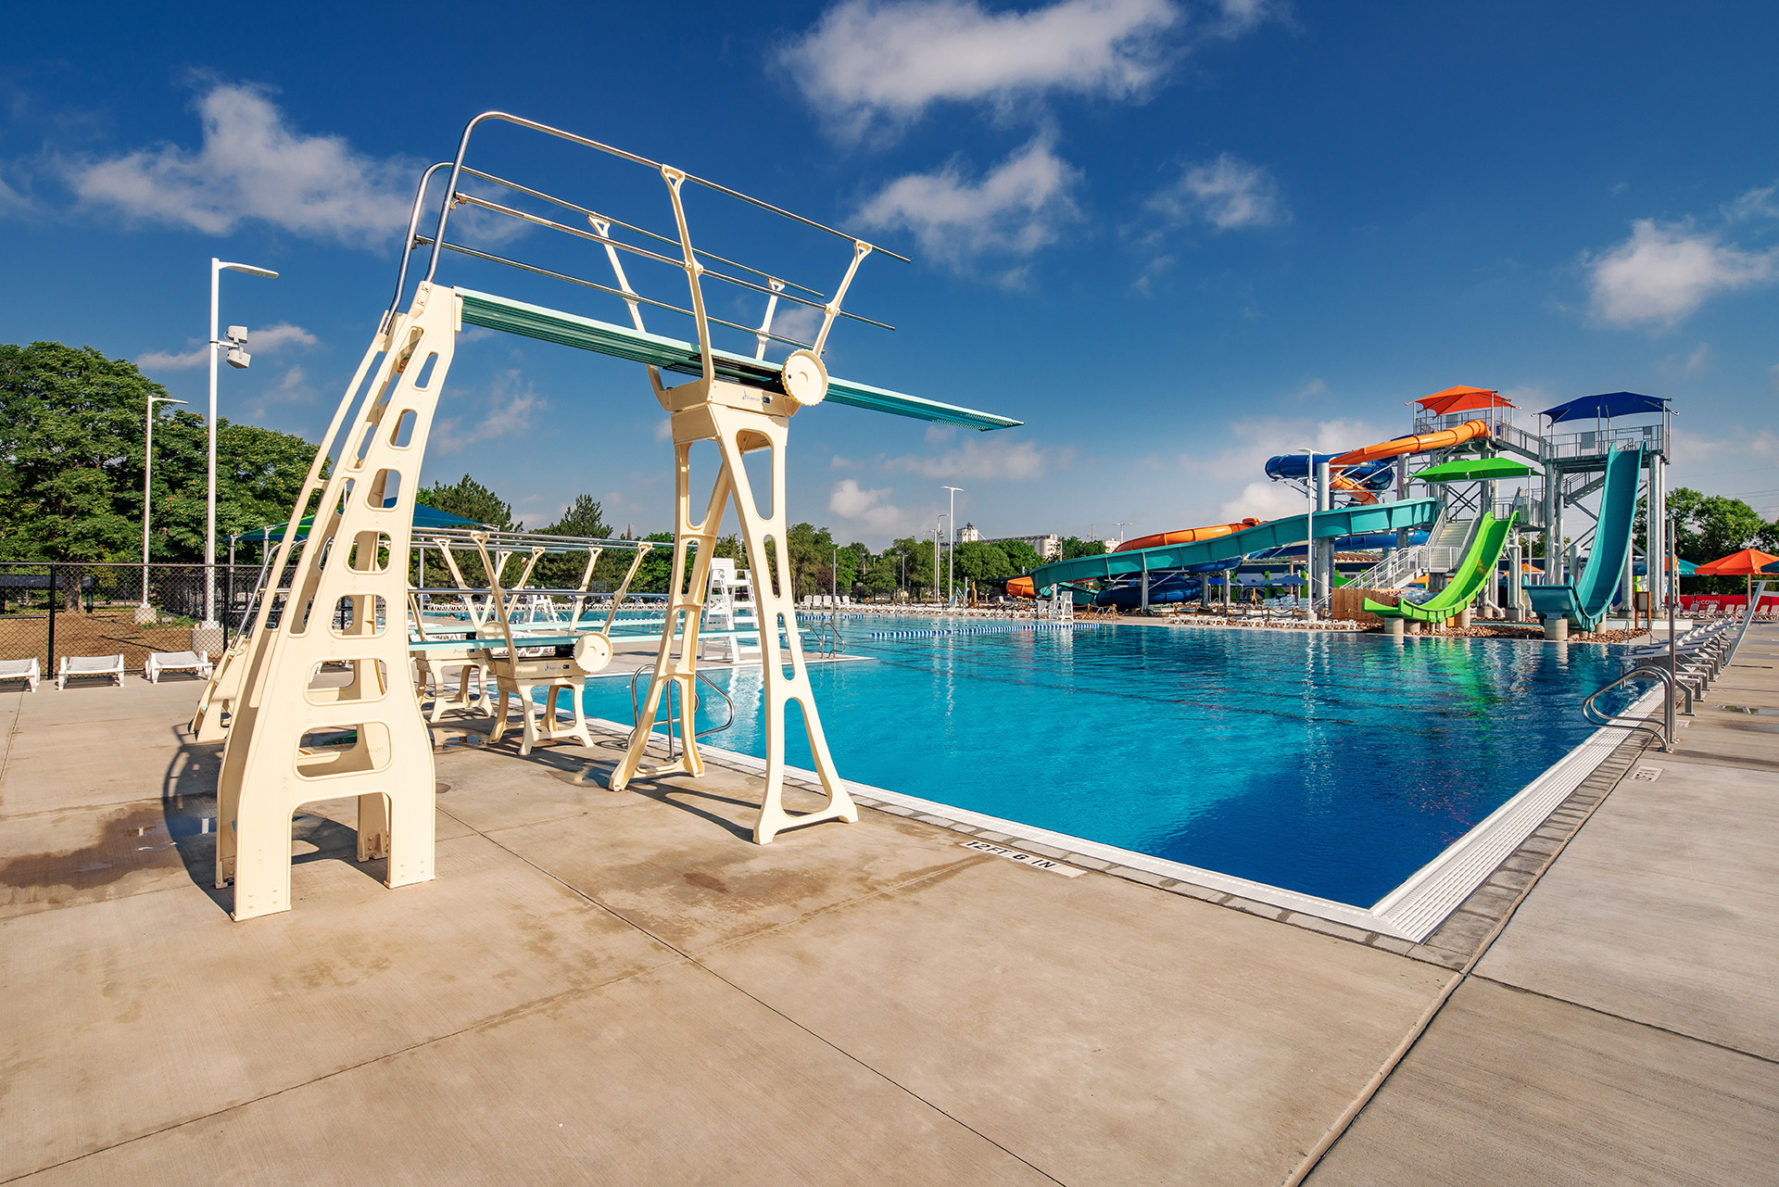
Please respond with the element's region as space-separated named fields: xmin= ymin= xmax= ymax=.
xmin=0 ymin=562 xmax=253 ymax=673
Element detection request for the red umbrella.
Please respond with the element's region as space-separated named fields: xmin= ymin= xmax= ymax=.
xmin=1694 ymin=548 xmax=1779 ymax=609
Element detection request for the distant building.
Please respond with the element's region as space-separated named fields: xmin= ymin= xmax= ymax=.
xmin=984 ymin=533 xmax=1061 ymax=560
xmin=949 ymin=524 xmax=1063 ymax=560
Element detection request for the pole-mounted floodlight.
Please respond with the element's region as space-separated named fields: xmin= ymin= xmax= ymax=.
xmin=205 ymin=258 xmax=279 ymax=627
xmin=942 ymin=485 xmax=963 ymax=607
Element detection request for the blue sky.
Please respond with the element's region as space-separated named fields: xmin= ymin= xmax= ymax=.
xmin=4 ymin=1 xmax=1777 ymax=546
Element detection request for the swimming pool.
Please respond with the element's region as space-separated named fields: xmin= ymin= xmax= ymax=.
xmin=583 ymin=619 xmax=1634 ymax=914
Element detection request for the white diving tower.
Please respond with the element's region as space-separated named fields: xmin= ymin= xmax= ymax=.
xmin=213 ymin=112 xmax=1020 ymax=919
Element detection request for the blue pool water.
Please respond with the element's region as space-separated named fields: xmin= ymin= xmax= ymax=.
xmin=584 ymin=620 xmax=1633 ymax=907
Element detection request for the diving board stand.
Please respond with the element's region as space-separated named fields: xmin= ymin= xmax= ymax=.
xmin=212 ymin=111 xmax=1018 ymax=918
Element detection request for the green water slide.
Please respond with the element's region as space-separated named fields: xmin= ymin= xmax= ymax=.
xmin=1363 ymin=512 xmax=1517 ymax=623
xmin=1028 ymin=499 xmax=1441 ymax=595
xmin=1525 ymin=446 xmax=1644 ymax=632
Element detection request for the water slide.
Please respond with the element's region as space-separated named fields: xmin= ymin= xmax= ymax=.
xmin=1263 ymin=420 xmax=1491 ymax=506
xmin=1363 ymin=512 xmax=1517 ymax=623
xmin=1115 ymin=519 xmax=1261 ymax=553
xmin=1525 ymin=446 xmax=1644 ymax=631
xmin=1028 ymin=499 xmax=1441 ymax=596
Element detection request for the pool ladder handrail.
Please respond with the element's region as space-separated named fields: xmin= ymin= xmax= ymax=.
xmin=627 ymin=667 xmax=736 ymax=761
xmin=806 ymin=610 xmax=847 ymax=656
xmin=1582 ymin=663 xmax=1686 ymax=752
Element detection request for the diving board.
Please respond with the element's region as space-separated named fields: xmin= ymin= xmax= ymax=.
xmin=213 ymin=111 xmax=1012 ymax=918
xmin=457 ymin=290 xmax=1019 ymax=431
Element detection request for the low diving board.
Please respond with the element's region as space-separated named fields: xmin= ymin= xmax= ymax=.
xmin=456 ymin=288 xmax=1021 ymax=431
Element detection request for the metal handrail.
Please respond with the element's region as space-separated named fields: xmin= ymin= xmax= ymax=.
xmin=628 ymin=668 xmax=736 ymax=761
xmin=805 ymin=609 xmax=847 ymax=656
xmin=1583 ymin=663 xmax=1681 ymax=752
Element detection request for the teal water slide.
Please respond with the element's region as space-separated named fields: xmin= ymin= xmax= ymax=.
xmin=1525 ymin=445 xmax=1643 ymax=632
xmin=1028 ymin=499 xmax=1441 ymax=595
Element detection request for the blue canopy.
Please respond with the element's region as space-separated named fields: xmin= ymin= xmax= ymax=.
xmin=234 ymin=502 xmax=482 ymax=544
xmin=1539 ymin=392 xmax=1668 ymax=423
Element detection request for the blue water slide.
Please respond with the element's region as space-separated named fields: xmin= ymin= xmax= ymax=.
xmin=1263 ymin=454 xmax=1395 ymax=490
xmin=1524 ymin=446 xmax=1644 ymax=631
xmin=1030 ymin=499 xmax=1442 ymax=595
xmin=1095 ymin=572 xmax=1202 ymax=608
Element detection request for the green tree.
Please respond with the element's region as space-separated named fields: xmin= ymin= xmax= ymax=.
xmin=535 ymin=494 xmax=611 ymax=589
xmin=0 ymin=342 xmax=157 ymax=565
xmin=1057 ymin=536 xmax=1106 ymax=561
xmin=998 ymin=539 xmax=1043 ymax=574
xmin=418 ymin=474 xmax=519 ymax=530
xmin=0 ymin=342 xmax=322 ymax=609
xmin=884 ymin=535 xmax=934 ymax=598
xmin=953 ymin=541 xmax=1014 ymax=584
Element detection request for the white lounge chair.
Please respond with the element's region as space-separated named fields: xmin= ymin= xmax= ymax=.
xmin=145 ymin=649 xmax=213 ymax=684
xmin=57 ymin=654 xmax=124 ymax=690
xmin=0 ymin=657 xmax=41 ymax=692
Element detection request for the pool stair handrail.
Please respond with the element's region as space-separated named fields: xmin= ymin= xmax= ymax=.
xmin=628 ymin=666 xmax=736 ymax=762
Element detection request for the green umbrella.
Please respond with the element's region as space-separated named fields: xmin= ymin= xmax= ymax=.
xmin=1414 ymin=457 xmax=1538 ymax=483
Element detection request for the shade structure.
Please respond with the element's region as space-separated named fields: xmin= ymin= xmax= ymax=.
xmin=1414 ymin=457 xmax=1537 ymax=482
xmin=1415 ymin=386 xmax=1514 ymax=415
xmin=1538 ymin=391 xmax=1668 ymax=423
xmin=1694 ymin=548 xmax=1779 ymax=577
xmin=1694 ymin=548 xmax=1779 ymax=606
xmin=235 ymin=502 xmax=482 ymax=544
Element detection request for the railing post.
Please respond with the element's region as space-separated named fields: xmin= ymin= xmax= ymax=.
xmin=46 ymin=563 xmax=58 ymax=673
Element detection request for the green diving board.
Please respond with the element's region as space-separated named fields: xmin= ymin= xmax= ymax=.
xmin=456 ymin=288 xmax=1021 ymax=431
xmin=1028 ymin=499 xmax=1442 ymax=595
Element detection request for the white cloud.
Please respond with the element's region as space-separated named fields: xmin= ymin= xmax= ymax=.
xmin=784 ymin=0 xmax=1182 ymax=138
xmin=828 ymin=478 xmax=911 ymax=534
xmin=1147 ymin=153 xmax=1286 ymax=230
xmin=1166 ymin=413 xmax=1391 ymax=521
xmin=1585 ymin=219 xmax=1778 ymax=328
xmin=431 ymin=369 xmax=545 ymax=455
xmin=857 ymin=137 xmax=1081 ymax=267
xmin=884 ymin=434 xmax=1069 ymax=480
xmin=1723 ymin=183 xmax=1779 ymax=223
xmin=1208 ymin=0 xmax=1282 ymax=37
xmin=138 ymin=321 xmax=318 ymax=370
xmin=61 ymin=83 xmax=416 ymax=246
xmin=0 ymin=169 xmax=30 ymax=215
xmin=764 ymin=301 xmax=825 ymax=350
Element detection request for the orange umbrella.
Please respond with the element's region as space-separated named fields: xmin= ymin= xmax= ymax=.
xmin=1694 ymin=548 xmax=1779 ymax=608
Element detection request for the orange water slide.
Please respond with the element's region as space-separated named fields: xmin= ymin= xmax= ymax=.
xmin=1008 ymin=575 xmax=1036 ymax=598
xmin=1331 ymin=419 xmax=1490 ymax=467
xmin=1115 ymin=518 xmax=1262 ymax=553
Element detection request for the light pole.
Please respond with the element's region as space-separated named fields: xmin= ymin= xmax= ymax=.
xmin=1283 ymin=447 xmax=1319 ymax=622
xmin=1114 ymin=519 xmax=1132 ymax=545
xmin=933 ymin=517 xmax=947 ymax=606
xmin=205 ymin=257 xmax=279 ymax=627
xmin=139 ymin=394 xmax=188 ymax=615
xmin=942 ymin=485 xmax=963 ymax=606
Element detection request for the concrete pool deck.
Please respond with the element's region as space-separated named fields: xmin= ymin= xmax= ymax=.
xmin=1 ymin=626 xmax=1775 ymax=1183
